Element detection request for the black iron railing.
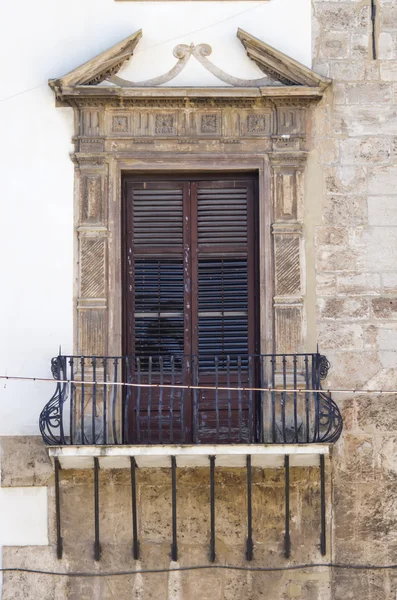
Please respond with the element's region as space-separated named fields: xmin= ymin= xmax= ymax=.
xmin=39 ymin=353 xmax=342 ymax=446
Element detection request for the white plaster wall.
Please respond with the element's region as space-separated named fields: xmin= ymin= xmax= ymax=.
xmin=0 ymin=0 xmax=311 ymax=436
xmin=0 ymin=487 xmax=48 ymax=594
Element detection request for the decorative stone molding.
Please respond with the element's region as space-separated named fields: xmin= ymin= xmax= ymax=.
xmin=49 ymin=29 xmax=330 ymax=356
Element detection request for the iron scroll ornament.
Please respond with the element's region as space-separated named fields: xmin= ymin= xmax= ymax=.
xmin=39 ymin=356 xmax=68 ymax=445
xmin=39 ymin=352 xmax=342 ymax=446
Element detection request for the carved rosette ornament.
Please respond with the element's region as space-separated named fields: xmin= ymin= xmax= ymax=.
xmin=49 ymin=27 xmax=331 ymax=358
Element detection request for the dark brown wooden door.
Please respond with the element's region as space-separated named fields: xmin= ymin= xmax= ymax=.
xmin=123 ymin=174 xmax=258 ymax=443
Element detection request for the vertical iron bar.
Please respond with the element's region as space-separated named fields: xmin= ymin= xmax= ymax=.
xmin=282 ymin=355 xmax=287 ymax=443
xmin=246 ymin=455 xmax=253 ymax=561
xmin=92 ymin=357 xmax=97 ymax=444
xmin=271 ymin=356 xmax=276 ymax=443
xmin=136 ymin=357 xmax=141 ymax=443
xmin=112 ymin=358 xmax=118 ymax=444
xmin=170 ymin=356 xmax=175 ymax=443
xmin=124 ymin=357 xmax=132 ymax=444
xmin=248 ymin=356 xmax=253 ymax=443
xmin=320 ymin=454 xmax=326 ymax=556
xmin=193 ymin=356 xmax=198 ymax=443
xmin=293 ymin=355 xmax=298 ymax=443
xmin=54 ymin=458 xmax=63 ymax=559
xmin=130 ymin=457 xmax=140 ymax=560
xmin=103 ymin=358 xmax=107 ymax=445
xmin=94 ymin=457 xmax=101 ymax=561
xmin=227 ymin=355 xmax=232 ymax=442
xmin=81 ymin=357 xmax=85 ymax=444
xmin=313 ymin=355 xmax=320 ymax=442
xmin=237 ymin=356 xmax=242 ymax=443
xmin=148 ymin=357 xmax=152 ymax=443
xmin=215 ymin=357 xmax=219 ymax=442
xmin=284 ymin=455 xmax=291 ymax=559
xmin=209 ymin=455 xmax=216 ymax=562
xmin=371 ymin=0 xmax=377 ymax=60
xmin=259 ymin=355 xmax=264 ymax=443
xmin=69 ymin=358 xmax=74 ymax=445
xmin=305 ymin=355 xmax=310 ymax=443
xmin=181 ymin=358 xmax=185 ymax=443
xmin=171 ymin=456 xmax=178 ymax=561
xmin=59 ymin=357 xmax=66 ymax=445
xmin=159 ymin=357 xmax=164 ymax=444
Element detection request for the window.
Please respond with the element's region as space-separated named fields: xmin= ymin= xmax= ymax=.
xmin=123 ymin=174 xmax=259 ymax=442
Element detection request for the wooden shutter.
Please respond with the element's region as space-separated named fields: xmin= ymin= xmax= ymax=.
xmin=124 ymin=175 xmax=258 ymax=444
xmin=124 ymin=181 xmax=188 ymax=359
xmin=192 ymin=180 xmax=256 ymax=361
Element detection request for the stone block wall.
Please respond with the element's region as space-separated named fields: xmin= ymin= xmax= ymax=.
xmin=0 ymin=438 xmax=330 ymax=600
xmin=312 ymin=1 xmax=397 ymax=598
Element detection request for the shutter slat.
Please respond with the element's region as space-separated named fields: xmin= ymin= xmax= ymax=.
xmin=134 ymin=259 xmax=184 ymax=357
xmin=197 ymin=186 xmax=248 ymax=247
xmin=198 ymin=258 xmax=249 ymax=356
xmin=133 ymin=187 xmax=184 ymax=249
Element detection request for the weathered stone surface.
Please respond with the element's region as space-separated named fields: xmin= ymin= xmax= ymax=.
xmin=317 ymin=322 xmax=364 ymax=350
xmin=371 ymin=297 xmax=397 ymax=321
xmin=381 ymin=61 xmax=397 ymax=82
xmin=0 ymin=436 xmax=53 ymax=487
xmin=318 ymin=297 xmax=370 ymax=320
xmin=323 ymin=194 xmax=368 ymax=226
xmin=336 ymin=272 xmax=380 ymax=295
xmin=382 ymin=272 xmax=397 ymax=291
xmin=345 ymin=83 xmax=392 ymax=105
xmin=364 ymin=227 xmax=397 ymax=272
xmin=324 ymin=166 xmax=367 ymax=195
xmin=319 ymin=32 xmax=350 ymax=60
xmin=340 ymin=137 xmax=391 ymax=165
xmin=368 ymin=196 xmax=397 ymax=226
xmin=315 ymin=5 xmax=369 ymax=32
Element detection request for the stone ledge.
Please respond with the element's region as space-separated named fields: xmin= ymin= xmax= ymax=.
xmin=48 ymin=444 xmax=330 ymax=470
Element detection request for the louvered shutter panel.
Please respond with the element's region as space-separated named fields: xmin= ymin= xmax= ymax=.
xmin=129 ymin=183 xmax=185 ymax=358
xmin=194 ymin=181 xmax=253 ymax=361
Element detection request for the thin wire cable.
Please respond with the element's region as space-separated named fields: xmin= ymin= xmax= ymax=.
xmin=0 ymin=2 xmax=267 ymax=103
xmin=1 ymin=563 xmax=397 ymax=577
xmin=0 ymin=83 xmax=48 ymax=103
xmin=0 ymin=374 xmax=396 ymax=396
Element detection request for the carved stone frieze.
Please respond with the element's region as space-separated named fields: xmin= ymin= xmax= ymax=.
xmin=154 ymin=113 xmax=176 ymax=135
xmin=102 ymin=107 xmax=276 ymax=140
xmin=199 ymin=113 xmax=220 ymax=134
xmin=112 ymin=115 xmax=130 ymax=133
xmin=246 ymin=113 xmax=270 ymax=134
xmin=276 ymin=108 xmax=306 ymax=136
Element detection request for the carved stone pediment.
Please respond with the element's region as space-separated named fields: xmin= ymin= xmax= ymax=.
xmin=237 ymin=29 xmax=331 ymax=91
xmin=49 ymin=30 xmax=142 ymax=90
xmin=49 ymin=28 xmax=331 ymax=104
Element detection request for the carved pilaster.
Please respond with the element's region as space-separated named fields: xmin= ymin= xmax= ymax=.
xmin=74 ymin=151 xmax=109 ymax=356
xmin=270 ymin=152 xmax=307 ymax=353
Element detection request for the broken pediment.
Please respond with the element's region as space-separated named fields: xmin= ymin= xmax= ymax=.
xmin=49 ymin=28 xmax=331 ymax=103
xmin=49 ymin=30 xmax=142 ymax=90
xmin=237 ymin=29 xmax=330 ymax=90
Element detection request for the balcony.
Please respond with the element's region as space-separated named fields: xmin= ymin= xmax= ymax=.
xmin=39 ymin=352 xmax=342 ymax=561
xmin=40 ymin=352 xmax=342 ymax=467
